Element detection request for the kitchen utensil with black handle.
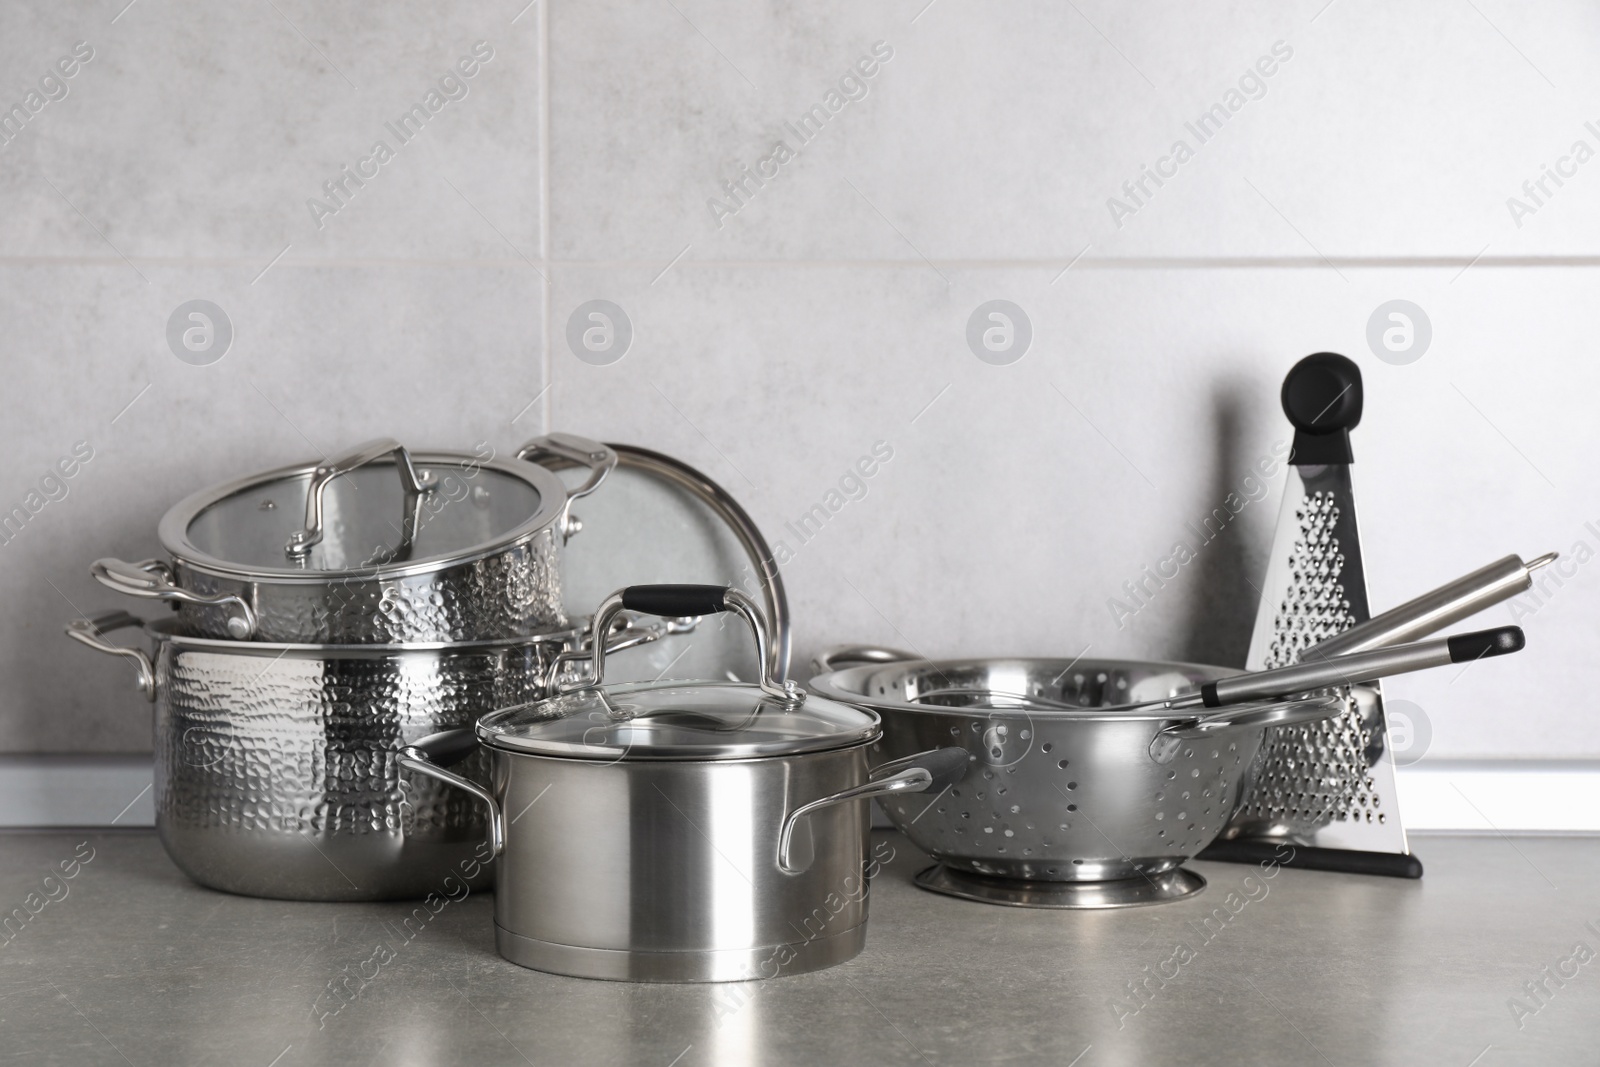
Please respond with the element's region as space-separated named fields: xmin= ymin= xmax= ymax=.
xmin=1309 ymin=552 xmax=1555 ymax=659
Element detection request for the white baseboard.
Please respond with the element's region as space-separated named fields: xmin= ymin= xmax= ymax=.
xmin=1392 ymin=761 xmax=1600 ymax=834
xmin=1 ymin=757 xmax=1596 ymax=833
xmin=0 ymin=756 xmax=155 ymax=827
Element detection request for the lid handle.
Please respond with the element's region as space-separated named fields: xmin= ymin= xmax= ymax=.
xmin=621 ymin=584 xmax=728 ymax=617
xmin=589 ymin=584 xmax=800 ymax=704
xmin=285 ymin=438 xmax=436 ymax=560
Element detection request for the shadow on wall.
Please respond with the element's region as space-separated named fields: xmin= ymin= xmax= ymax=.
xmin=1173 ymin=380 xmax=1265 ymax=669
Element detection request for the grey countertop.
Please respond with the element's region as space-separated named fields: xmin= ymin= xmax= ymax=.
xmin=2 ymin=830 xmax=1598 ymax=1066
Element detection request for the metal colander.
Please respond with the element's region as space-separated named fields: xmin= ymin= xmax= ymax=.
xmin=810 ymin=657 xmax=1340 ymax=906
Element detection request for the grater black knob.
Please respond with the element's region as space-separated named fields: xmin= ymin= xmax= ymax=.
xmin=1282 ymin=352 xmax=1362 ymax=464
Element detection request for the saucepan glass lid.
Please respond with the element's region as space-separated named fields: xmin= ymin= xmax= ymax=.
xmin=478 ymin=681 xmax=879 ymax=761
xmin=165 ymin=454 xmax=564 ymax=575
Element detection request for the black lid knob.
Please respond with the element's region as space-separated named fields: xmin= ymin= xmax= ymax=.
xmin=1281 ymin=352 xmax=1362 ymax=464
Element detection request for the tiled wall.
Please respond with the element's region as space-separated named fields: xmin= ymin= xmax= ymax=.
xmin=3 ymin=0 xmax=1595 ymax=758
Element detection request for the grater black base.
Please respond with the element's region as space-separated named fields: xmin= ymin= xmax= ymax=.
xmin=1197 ymin=838 xmax=1423 ymax=879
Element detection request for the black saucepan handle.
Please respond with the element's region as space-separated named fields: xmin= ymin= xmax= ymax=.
xmin=621 ymin=584 xmax=729 ymax=618
xmin=596 ymin=584 xmax=793 ymax=700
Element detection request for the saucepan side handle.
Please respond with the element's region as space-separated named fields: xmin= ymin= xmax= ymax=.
xmin=399 ymin=729 xmax=503 ymax=858
xmin=777 ymin=747 xmax=968 ymax=874
xmin=64 ymin=611 xmax=156 ymax=702
xmin=1148 ymin=694 xmax=1344 ymax=765
xmin=92 ymin=558 xmax=258 ymax=640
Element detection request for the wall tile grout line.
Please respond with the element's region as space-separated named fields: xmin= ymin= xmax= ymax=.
xmin=537 ymin=0 xmax=553 ymax=432
xmin=8 ymin=256 xmax=1600 ymax=270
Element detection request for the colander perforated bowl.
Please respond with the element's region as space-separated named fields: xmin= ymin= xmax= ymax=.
xmin=810 ymin=656 xmax=1341 ymax=907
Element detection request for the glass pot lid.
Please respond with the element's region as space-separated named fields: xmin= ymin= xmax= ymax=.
xmin=159 ymin=439 xmax=568 ymax=577
xmin=477 ymin=680 xmax=879 ymax=761
xmin=477 ymin=582 xmax=878 ymax=760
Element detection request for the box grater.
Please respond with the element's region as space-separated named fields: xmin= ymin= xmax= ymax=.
xmin=1199 ymin=352 xmax=1421 ymax=878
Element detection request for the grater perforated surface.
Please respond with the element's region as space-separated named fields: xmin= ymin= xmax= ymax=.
xmin=1260 ymin=492 xmax=1356 ymax=669
xmin=1225 ymin=469 xmax=1407 ymax=851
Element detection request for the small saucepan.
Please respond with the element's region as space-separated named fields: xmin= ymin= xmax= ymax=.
xmin=401 ymin=584 xmax=966 ymax=983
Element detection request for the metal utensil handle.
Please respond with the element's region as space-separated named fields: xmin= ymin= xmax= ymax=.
xmin=64 ymin=611 xmax=156 ymax=701
xmin=91 ymin=558 xmax=259 ymax=640
xmin=516 ymin=433 xmax=618 ymax=502
xmin=590 ymin=585 xmax=799 ymax=703
xmin=398 ymin=729 xmax=503 ymax=858
xmin=777 ymin=747 xmax=967 ymax=873
xmin=1310 ymin=552 xmax=1557 ymax=659
xmin=286 ymin=438 xmax=433 ymax=559
xmin=811 ymin=646 xmax=919 ymax=674
xmin=1191 ymin=625 xmax=1525 ymax=709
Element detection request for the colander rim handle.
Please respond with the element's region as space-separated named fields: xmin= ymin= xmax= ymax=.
xmin=1148 ymin=693 xmax=1343 ymax=764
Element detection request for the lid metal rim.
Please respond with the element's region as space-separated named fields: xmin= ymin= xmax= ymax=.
xmin=155 ymin=452 xmax=570 ymax=583
xmin=809 ymin=663 xmax=1326 ymax=723
xmin=473 ymin=728 xmax=883 ymax=762
xmin=475 ymin=681 xmax=883 ymax=761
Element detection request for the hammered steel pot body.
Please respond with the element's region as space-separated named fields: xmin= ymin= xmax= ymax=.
xmin=486 ymin=744 xmax=876 ymax=982
xmin=814 ymin=658 xmax=1286 ymax=882
xmin=138 ymin=620 xmax=563 ymax=900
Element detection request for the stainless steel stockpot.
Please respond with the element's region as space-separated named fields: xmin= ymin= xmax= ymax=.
xmin=402 ymin=586 xmax=964 ymax=982
xmin=809 ymin=652 xmax=1341 ymax=908
xmin=65 ymin=609 xmax=672 ymax=901
xmin=91 ymin=435 xmax=615 ymax=643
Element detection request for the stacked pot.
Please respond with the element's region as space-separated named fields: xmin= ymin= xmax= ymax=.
xmin=68 ymin=435 xmax=645 ymax=901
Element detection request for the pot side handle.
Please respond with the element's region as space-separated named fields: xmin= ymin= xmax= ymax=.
xmin=91 ymin=558 xmax=258 ymax=640
xmin=64 ymin=611 xmax=156 ymax=701
xmin=515 ymin=433 xmax=618 ymax=502
xmin=777 ymin=747 xmax=968 ymax=874
xmin=515 ymin=433 xmax=619 ymax=545
xmin=398 ymin=729 xmax=503 ymax=858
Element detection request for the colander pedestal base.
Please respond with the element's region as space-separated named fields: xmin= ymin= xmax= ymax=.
xmin=913 ymin=864 xmax=1206 ymax=909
